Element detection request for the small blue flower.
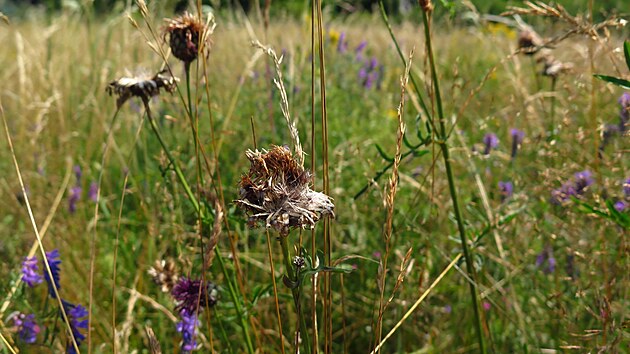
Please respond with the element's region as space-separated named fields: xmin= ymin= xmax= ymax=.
xmin=21 ymin=256 xmax=43 ymax=287
xmin=43 ymin=249 xmax=62 ymax=298
xmin=482 ymin=133 xmax=499 ymax=155
xmin=614 ymin=200 xmax=627 ymax=212
xmin=11 ymin=312 xmax=40 ymax=344
xmin=176 ymin=309 xmax=200 ymax=353
xmin=63 ymin=300 xmax=88 ymax=354
xmin=498 ymin=181 xmax=513 ymax=202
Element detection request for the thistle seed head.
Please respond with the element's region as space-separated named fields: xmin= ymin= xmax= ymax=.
xmin=107 ymin=70 xmax=178 ymax=108
xmin=235 ymin=146 xmax=335 ymax=236
xmin=164 ymin=12 xmax=214 ymax=64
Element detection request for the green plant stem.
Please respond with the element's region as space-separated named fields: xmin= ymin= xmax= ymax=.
xmin=143 ymin=101 xmax=255 ymax=354
xmin=420 ymin=10 xmax=486 ymax=354
xmin=279 ymin=235 xmax=311 ymax=354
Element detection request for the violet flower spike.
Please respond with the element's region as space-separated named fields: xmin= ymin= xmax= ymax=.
xmin=623 ymin=177 xmax=630 ymax=198
xmin=177 ymin=309 xmax=200 ymax=353
xmin=63 ymin=300 xmax=88 ymax=354
xmin=43 ymin=249 xmax=62 ymax=298
xmin=482 ymin=133 xmax=499 ymax=155
xmin=73 ymin=165 xmax=82 ymax=183
xmin=337 ymin=32 xmax=348 ymax=53
xmin=68 ymin=186 xmax=82 ymax=214
xmin=88 ymin=182 xmax=99 ymax=203
xmin=355 ymin=40 xmax=367 ymax=61
xmin=510 ymin=128 xmax=525 ymax=158
xmin=498 ymin=181 xmax=513 ymax=202
xmin=573 ymin=170 xmax=594 ymax=195
xmin=21 ymin=256 xmax=43 ymax=287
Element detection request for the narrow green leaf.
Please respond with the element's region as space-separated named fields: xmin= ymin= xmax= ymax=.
xmin=593 ymin=74 xmax=630 ymax=89
xmin=624 ymin=41 xmax=630 ymax=71
xmin=375 ymin=144 xmax=394 ymax=162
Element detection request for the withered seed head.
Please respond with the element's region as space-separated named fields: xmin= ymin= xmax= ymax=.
xmin=235 ymin=146 xmax=335 ymax=236
xmin=518 ymin=28 xmax=543 ymax=55
xmin=148 ymin=259 xmax=179 ymax=293
xmin=107 ymin=70 xmax=178 ymax=108
xmin=418 ymin=0 xmax=433 ymax=13
xmin=164 ymin=12 xmax=213 ymax=64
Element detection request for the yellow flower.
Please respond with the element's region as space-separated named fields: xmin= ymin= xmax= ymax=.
xmin=486 ymin=23 xmax=516 ymax=40
xmin=328 ymin=29 xmax=340 ymax=46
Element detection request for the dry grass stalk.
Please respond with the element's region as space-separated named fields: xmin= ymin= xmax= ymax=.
xmin=144 ymin=325 xmax=162 ymax=354
xmin=106 ymin=70 xmax=178 ymax=109
xmin=236 ymin=146 xmax=334 ymax=236
xmin=204 ymin=199 xmax=224 ymax=267
xmin=251 ymin=40 xmax=304 ymax=166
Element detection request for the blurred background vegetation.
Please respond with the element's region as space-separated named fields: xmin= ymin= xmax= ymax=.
xmin=2 ymin=0 xmax=628 ymax=20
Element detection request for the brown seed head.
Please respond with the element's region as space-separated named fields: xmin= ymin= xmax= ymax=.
xmin=147 ymin=259 xmax=179 ymax=293
xmin=164 ymin=12 xmax=212 ymax=64
xmin=107 ymin=70 xmax=178 ymax=108
xmin=236 ymin=146 xmax=334 ymax=236
xmin=518 ymin=28 xmax=543 ymax=55
xmin=418 ymin=0 xmax=433 ymax=13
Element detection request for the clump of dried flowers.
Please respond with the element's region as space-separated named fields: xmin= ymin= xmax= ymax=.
xmin=236 ymin=145 xmax=335 ymax=236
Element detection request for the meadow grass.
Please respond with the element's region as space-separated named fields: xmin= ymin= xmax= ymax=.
xmin=0 ymin=1 xmax=628 ymax=353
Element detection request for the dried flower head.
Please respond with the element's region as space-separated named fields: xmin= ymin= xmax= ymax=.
xmin=148 ymin=259 xmax=179 ymax=293
xmin=106 ymin=70 xmax=178 ymax=109
xmin=236 ymin=146 xmax=335 ymax=236
xmin=172 ymin=278 xmax=218 ymax=314
xmin=418 ymin=0 xmax=433 ymax=13
xmin=518 ymin=28 xmax=543 ymax=55
xmin=538 ymin=54 xmax=573 ymax=78
xmin=164 ymin=12 xmax=214 ymax=64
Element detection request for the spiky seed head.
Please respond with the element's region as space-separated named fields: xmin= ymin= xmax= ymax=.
xmin=235 ymin=145 xmax=335 ymax=236
xmin=107 ymin=70 xmax=178 ymax=108
xmin=164 ymin=12 xmax=212 ymax=64
xmin=148 ymin=259 xmax=179 ymax=293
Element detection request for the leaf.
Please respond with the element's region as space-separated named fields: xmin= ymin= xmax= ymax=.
xmin=625 ymin=41 xmax=630 ymax=71
xmin=593 ymin=74 xmax=630 ymax=89
xmin=375 ymin=144 xmax=394 ymax=162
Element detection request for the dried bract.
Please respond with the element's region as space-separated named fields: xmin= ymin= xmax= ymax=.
xmin=148 ymin=259 xmax=179 ymax=293
xmin=236 ymin=146 xmax=335 ymax=236
xmin=164 ymin=12 xmax=214 ymax=64
xmin=107 ymin=70 xmax=178 ymax=108
xmin=518 ymin=28 xmax=544 ymax=55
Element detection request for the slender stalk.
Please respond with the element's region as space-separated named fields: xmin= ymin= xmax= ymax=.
xmin=279 ymin=235 xmax=311 ymax=354
xmin=420 ymin=9 xmax=486 ymax=353
xmin=549 ymin=76 xmax=557 ymax=138
xmin=142 ymin=100 xmax=255 ymax=354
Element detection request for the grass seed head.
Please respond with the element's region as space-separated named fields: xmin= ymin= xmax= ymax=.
xmin=106 ymin=70 xmax=178 ymax=108
xmin=164 ymin=12 xmax=212 ymax=64
xmin=236 ymin=145 xmax=335 ymax=236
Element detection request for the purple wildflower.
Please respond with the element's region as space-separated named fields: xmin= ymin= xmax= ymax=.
xmin=498 ymin=181 xmax=513 ymax=202
xmin=443 ymin=305 xmax=452 ymax=314
xmin=535 ymin=246 xmax=556 ymax=274
xmin=68 ymin=186 xmax=82 ymax=214
xmin=355 ymin=41 xmax=367 ymax=61
xmin=88 ymin=182 xmax=98 ymax=202
xmin=10 ymin=313 xmax=40 ymax=344
xmin=43 ymin=249 xmax=62 ymax=298
xmin=482 ymin=133 xmax=499 ymax=155
xmin=624 ymin=177 xmax=630 ymax=197
xmin=573 ymin=170 xmax=594 ymax=194
xmin=619 ymin=92 xmax=630 ymax=126
xmin=21 ymin=256 xmax=43 ymax=287
xmin=171 ymin=278 xmax=218 ymax=314
xmin=358 ymin=58 xmax=380 ymax=90
xmin=614 ymin=200 xmax=627 ymax=212
xmin=482 ymin=301 xmax=491 ymax=311
xmin=63 ymin=301 xmax=88 ymax=354
xmin=337 ymin=32 xmax=348 ymax=53
xmin=550 ymin=182 xmax=576 ymax=205
xmin=73 ymin=165 xmax=82 ymax=183
xmin=510 ymin=128 xmax=525 ymax=158
xmin=177 ymin=309 xmax=200 ymax=353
